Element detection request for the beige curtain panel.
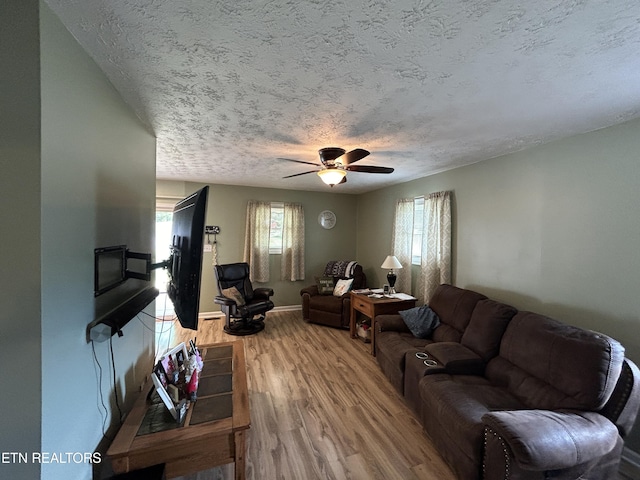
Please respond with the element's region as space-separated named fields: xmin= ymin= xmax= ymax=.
xmin=243 ymin=200 xmax=271 ymax=282
xmin=281 ymin=203 xmax=305 ymax=281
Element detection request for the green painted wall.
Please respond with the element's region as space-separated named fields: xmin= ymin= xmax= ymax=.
xmin=157 ymin=181 xmax=359 ymax=312
xmin=0 ymin=1 xmax=42 ymax=478
xmin=0 ymin=3 xmax=157 ymax=479
xmin=357 ymin=117 xmax=640 ymax=451
xmin=39 ymin=4 xmax=157 ymax=479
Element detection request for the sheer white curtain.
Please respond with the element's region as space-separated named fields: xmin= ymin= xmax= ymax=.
xmin=418 ymin=191 xmax=452 ymax=304
xmin=281 ymin=203 xmax=305 ymax=281
xmin=391 ymin=198 xmax=415 ymax=295
xmin=243 ymin=200 xmax=271 ymax=282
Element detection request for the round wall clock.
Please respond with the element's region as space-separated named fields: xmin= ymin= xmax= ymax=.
xmin=318 ymin=210 xmax=337 ymax=229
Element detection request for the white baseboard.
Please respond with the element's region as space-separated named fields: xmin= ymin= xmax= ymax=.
xmin=199 ymin=304 xmax=301 ymax=320
xmin=620 ymin=446 xmax=640 ymax=479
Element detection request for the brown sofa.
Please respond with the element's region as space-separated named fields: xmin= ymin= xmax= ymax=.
xmin=375 ymin=284 xmax=640 ymax=480
xmin=300 ymin=261 xmax=366 ymax=329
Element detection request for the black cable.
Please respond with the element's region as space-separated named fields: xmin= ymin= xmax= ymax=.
xmin=91 ymin=340 xmax=113 ymax=442
xmin=109 ymin=336 xmax=124 ymax=424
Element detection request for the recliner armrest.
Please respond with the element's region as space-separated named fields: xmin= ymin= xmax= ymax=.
xmin=254 ymin=287 xmax=274 ymax=298
xmin=300 ymin=285 xmax=319 ymax=297
xmin=214 ymin=295 xmax=236 ymax=307
xmin=482 ymin=409 xmax=619 ymax=470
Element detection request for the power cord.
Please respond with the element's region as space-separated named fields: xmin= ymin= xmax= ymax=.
xmin=91 ymin=340 xmax=113 ymax=442
xmin=109 ymin=336 xmax=124 ymax=424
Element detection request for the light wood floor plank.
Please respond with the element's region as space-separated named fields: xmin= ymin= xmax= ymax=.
xmin=167 ymin=310 xmax=456 ymax=480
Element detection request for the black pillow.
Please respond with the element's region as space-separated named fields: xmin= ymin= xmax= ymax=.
xmin=399 ymin=305 xmax=441 ymax=339
xmin=315 ymin=276 xmax=335 ymax=295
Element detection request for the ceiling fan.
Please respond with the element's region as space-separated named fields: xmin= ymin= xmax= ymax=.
xmin=278 ymin=147 xmax=394 ymax=187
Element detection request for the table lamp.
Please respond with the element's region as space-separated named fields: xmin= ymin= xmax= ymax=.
xmin=381 ymin=255 xmax=403 ymax=294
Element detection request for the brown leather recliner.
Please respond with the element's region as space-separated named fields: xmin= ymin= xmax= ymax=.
xmin=300 ymin=261 xmax=366 ymax=329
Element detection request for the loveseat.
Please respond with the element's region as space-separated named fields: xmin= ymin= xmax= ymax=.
xmin=300 ymin=261 xmax=366 ymax=329
xmin=375 ymin=284 xmax=640 ymax=480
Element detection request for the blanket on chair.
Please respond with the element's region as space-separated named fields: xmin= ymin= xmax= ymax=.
xmin=324 ymin=261 xmax=358 ymax=279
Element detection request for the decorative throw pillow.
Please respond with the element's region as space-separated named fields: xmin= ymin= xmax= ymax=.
xmin=315 ymin=276 xmax=335 ymax=295
xmin=221 ymin=286 xmax=245 ymax=306
xmin=333 ymin=278 xmax=354 ymax=297
xmin=399 ymin=305 xmax=441 ymax=339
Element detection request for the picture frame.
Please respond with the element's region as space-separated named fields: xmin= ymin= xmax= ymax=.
xmin=151 ymin=369 xmax=178 ymax=420
xmin=151 ymin=342 xmax=191 ymax=420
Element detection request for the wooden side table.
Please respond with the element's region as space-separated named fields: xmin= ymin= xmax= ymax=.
xmin=107 ymin=341 xmax=250 ymax=479
xmin=350 ymin=292 xmax=416 ymax=355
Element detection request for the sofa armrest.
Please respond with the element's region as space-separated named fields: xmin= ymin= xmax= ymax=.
xmin=424 ymin=342 xmax=485 ymax=375
xmin=482 ymin=410 xmax=619 ymax=471
xmin=376 ymin=314 xmax=411 ymax=334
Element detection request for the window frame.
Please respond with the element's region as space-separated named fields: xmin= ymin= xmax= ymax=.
xmin=411 ymin=196 xmax=425 ymax=265
xmin=268 ymin=202 xmax=285 ymax=255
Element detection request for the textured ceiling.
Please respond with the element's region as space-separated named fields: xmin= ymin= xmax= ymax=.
xmin=45 ymin=0 xmax=640 ymax=193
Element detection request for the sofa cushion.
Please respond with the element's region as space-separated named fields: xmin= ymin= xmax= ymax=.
xmin=461 ymin=299 xmax=516 ymax=362
xmin=429 ymin=285 xmax=487 ymax=342
xmin=419 ymin=373 xmax=525 ymax=480
xmin=486 ymin=312 xmax=625 ymax=411
xmin=399 ymin=305 xmax=440 ymax=339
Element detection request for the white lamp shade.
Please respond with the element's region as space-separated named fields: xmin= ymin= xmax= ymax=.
xmin=317 ymin=169 xmax=346 ymax=185
xmin=381 ymin=255 xmax=403 ymax=269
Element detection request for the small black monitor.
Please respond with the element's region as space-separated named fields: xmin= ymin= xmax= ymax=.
xmin=167 ymin=186 xmax=209 ymax=330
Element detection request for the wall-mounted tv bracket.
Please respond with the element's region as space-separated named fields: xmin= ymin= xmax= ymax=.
xmin=90 ymin=245 xmax=171 ymax=342
xmin=94 ymin=245 xmax=161 ymax=297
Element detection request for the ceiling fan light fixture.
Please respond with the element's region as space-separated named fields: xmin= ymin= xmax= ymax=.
xmin=317 ymin=169 xmax=346 ymax=186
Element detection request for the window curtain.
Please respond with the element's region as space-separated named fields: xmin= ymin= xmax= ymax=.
xmin=243 ymin=200 xmax=271 ymax=282
xmin=418 ymin=191 xmax=452 ymax=304
xmin=391 ymin=198 xmax=415 ymax=295
xmin=281 ymin=203 xmax=305 ymax=281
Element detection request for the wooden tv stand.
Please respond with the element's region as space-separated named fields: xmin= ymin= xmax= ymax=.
xmin=107 ymin=341 xmax=250 ymax=479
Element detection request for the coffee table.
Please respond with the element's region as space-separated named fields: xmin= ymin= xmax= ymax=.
xmin=107 ymin=340 xmax=249 ymax=479
xmin=350 ymin=292 xmax=416 ymax=355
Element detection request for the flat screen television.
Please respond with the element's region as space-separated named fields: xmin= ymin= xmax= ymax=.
xmin=166 ymin=186 xmax=209 ymax=330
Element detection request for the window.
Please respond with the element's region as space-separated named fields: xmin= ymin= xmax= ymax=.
xmin=411 ymin=196 xmax=424 ymax=265
xmin=269 ymin=202 xmax=284 ymax=254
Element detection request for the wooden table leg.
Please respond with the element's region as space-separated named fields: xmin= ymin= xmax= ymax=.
xmin=350 ymin=302 xmax=357 ymax=338
xmin=235 ymin=430 xmax=246 ymax=480
xmin=370 ymin=312 xmax=376 ymax=356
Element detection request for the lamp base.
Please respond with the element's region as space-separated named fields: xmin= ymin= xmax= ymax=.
xmin=387 ymin=271 xmax=397 ymax=295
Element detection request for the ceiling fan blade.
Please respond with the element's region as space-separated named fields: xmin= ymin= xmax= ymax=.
xmin=282 ymin=170 xmax=320 ymax=179
xmin=338 ymin=148 xmax=370 ymax=165
xmin=278 ymin=157 xmax=321 ymax=167
xmin=346 ymin=165 xmax=394 ymax=174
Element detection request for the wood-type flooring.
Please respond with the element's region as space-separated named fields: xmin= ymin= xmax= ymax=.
xmin=157 ymin=309 xmax=456 ymax=480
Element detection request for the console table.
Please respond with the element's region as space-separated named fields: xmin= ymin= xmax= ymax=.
xmin=350 ymin=292 xmax=416 ymax=355
xmin=107 ymin=341 xmax=249 ymax=479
